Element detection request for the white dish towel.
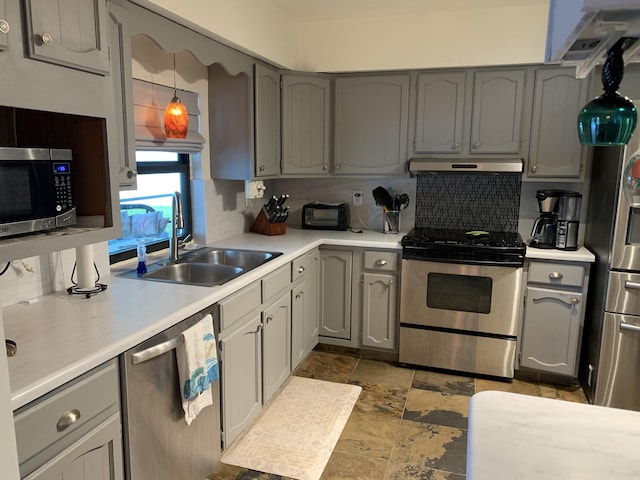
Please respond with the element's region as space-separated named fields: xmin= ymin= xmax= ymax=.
xmin=176 ymin=314 xmax=219 ymax=425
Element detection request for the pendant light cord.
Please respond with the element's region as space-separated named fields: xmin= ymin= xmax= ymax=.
xmin=173 ymin=53 xmax=177 ymax=97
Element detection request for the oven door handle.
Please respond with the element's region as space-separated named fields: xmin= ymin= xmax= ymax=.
xmin=620 ymin=323 xmax=640 ymax=333
xmin=624 ymin=280 xmax=640 ymax=290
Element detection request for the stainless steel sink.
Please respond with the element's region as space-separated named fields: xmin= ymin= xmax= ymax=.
xmin=118 ymin=247 xmax=282 ymax=287
xmin=143 ymin=263 xmax=243 ymax=287
xmin=182 ymin=248 xmax=279 ymax=270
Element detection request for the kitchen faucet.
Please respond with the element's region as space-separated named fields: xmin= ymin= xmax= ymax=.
xmin=170 ymin=191 xmax=184 ymax=262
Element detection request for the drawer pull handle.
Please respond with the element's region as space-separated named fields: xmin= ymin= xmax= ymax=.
xmin=295 ymin=291 xmax=304 ymax=299
xmin=57 ymin=409 xmax=81 ymax=432
xmin=297 ymin=266 xmax=305 ymax=274
xmin=624 ymin=280 xmax=640 ymax=290
xmin=266 ymin=315 xmax=273 ymax=323
xmin=375 ymin=260 xmax=387 ymax=266
xmin=620 ymin=323 xmax=640 ymax=333
xmin=549 ymin=272 xmax=563 ymax=279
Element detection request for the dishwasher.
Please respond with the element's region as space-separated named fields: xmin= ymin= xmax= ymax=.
xmin=120 ymin=305 xmax=221 ymax=480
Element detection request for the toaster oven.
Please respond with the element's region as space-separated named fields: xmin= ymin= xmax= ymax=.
xmin=302 ymin=202 xmax=349 ymax=231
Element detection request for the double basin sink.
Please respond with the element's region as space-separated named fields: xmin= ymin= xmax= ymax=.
xmin=121 ymin=247 xmax=282 ymax=287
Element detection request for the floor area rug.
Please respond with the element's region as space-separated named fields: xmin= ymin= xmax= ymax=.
xmin=220 ymin=376 xmax=362 ymax=480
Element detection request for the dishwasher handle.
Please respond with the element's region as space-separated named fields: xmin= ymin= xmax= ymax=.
xmin=131 ymin=334 xmax=184 ymax=365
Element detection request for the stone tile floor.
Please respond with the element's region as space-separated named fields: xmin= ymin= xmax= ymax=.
xmin=209 ymin=348 xmax=587 ymax=480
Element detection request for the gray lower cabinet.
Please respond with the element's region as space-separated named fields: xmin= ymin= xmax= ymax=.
xmin=518 ymin=260 xmax=590 ymax=378
xmin=0 ymin=0 xmax=8 ymax=50
xmin=263 ymin=290 xmax=292 ymax=402
xmin=333 ymin=74 xmax=410 ymax=175
xmin=526 ymin=67 xmax=589 ymax=180
xmin=291 ymin=248 xmax=320 ymax=369
xmin=361 ymin=250 xmax=400 ymax=351
xmin=23 ymin=0 xmax=109 ymax=74
xmin=319 ymin=249 xmax=353 ymax=339
xmin=281 ymin=74 xmax=331 ymax=175
xmin=13 ymin=359 xmax=123 ymax=480
xmin=255 ymin=63 xmax=281 ymax=177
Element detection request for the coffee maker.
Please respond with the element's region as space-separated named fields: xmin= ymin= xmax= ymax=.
xmin=556 ymin=191 xmax=581 ymax=250
xmin=530 ymin=190 xmax=561 ymax=248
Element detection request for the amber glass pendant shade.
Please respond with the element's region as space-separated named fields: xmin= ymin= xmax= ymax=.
xmin=577 ymin=38 xmax=638 ymax=146
xmin=164 ymin=95 xmax=188 ymax=139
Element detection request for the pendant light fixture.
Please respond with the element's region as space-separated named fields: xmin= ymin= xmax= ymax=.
xmin=164 ymin=53 xmax=188 ymax=139
xmin=577 ymin=38 xmax=637 ymax=146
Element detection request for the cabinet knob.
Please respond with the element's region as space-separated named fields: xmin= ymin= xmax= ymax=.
xmin=126 ymin=169 xmax=137 ymax=179
xmin=569 ymin=297 xmax=580 ymax=305
xmin=266 ymin=315 xmax=273 ymax=323
xmin=549 ymin=272 xmax=563 ymax=279
xmin=375 ymin=259 xmax=387 ymax=266
xmin=297 ymin=266 xmax=305 ymax=273
xmin=0 ymin=20 xmax=9 ymax=34
xmin=336 ymin=164 xmax=341 ymax=170
xmin=451 ymin=143 xmax=459 ymax=150
xmin=295 ymin=291 xmax=304 ymax=299
xmin=40 ymin=32 xmax=54 ymax=46
xmin=531 ymin=165 xmax=538 ymax=173
xmin=57 ymin=409 xmax=81 ymax=432
xmin=472 ymin=142 xmax=480 ymax=149
xmin=322 ymin=164 xmax=328 ymax=171
xmin=389 ymin=280 xmax=394 ymax=285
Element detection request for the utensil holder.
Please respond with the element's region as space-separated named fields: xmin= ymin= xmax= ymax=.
xmin=250 ymin=208 xmax=286 ymax=236
xmin=383 ymin=210 xmax=400 ymax=234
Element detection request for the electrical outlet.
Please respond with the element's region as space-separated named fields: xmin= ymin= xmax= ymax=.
xmin=352 ymin=190 xmax=363 ymax=206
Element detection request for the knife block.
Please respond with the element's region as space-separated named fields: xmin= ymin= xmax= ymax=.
xmin=250 ymin=208 xmax=286 ymax=236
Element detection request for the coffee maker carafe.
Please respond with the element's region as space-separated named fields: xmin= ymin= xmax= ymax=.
xmin=556 ymin=191 xmax=581 ymax=250
xmin=530 ymin=190 xmax=561 ymax=248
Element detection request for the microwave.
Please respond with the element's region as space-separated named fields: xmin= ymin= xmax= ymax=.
xmin=302 ymin=202 xmax=350 ymax=231
xmin=0 ymin=147 xmax=77 ymax=238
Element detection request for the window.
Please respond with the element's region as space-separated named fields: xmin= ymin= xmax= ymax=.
xmin=108 ymin=151 xmax=191 ymax=264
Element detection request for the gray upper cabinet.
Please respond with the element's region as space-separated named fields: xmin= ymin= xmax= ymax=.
xmin=254 ymin=63 xmax=280 ymax=177
xmin=527 ymin=68 xmax=589 ymax=180
xmin=108 ymin=0 xmax=136 ymax=190
xmin=414 ymin=71 xmax=466 ymax=154
xmin=470 ymin=69 xmax=526 ymax=154
xmin=334 ymin=74 xmax=410 ymax=175
xmin=0 ymin=0 xmax=8 ymax=50
xmin=281 ymin=74 xmax=330 ymax=175
xmin=23 ymin=0 xmax=110 ymax=74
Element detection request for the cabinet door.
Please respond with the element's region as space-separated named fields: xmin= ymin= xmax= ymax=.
xmin=361 ymin=273 xmax=397 ymax=350
xmin=254 ymin=63 xmax=280 ymax=177
xmin=281 ymin=74 xmax=330 ymax=175
xmin=470 ymin=69 xmax=525 ymax=154
xmin=108 ymin=1 xmax=137 ymax=190
xmin=319 ymin=250 xmax=352 ymax=339
xmin=263 ymin=292 xmax=291 ymax=402
xmin=220 ymin=313 xmax=263 ymax=447
xmin=520 ymin=286 xmax=582 ymax=376
xmin=0 ymin=0 xmax=8 ymax=50
xmin=23 ymin=0 xmax=109 ymax=74
xmin=334 ymin=74 xmax=409 ymax=175
xmin=527 ymin=68 xmax=588 ymax=179
xmin=414 ymin=71 xmax=466 ymax=154
xmin=24 ymin=414 xmax=123 ymax=480
xmin=292 ymin=250 xmax=320 ymax=368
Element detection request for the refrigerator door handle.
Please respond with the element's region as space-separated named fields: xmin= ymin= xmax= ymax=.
xmin=619 ymin=323 xmax=640 ymax=333
xmin=624 ymin=280 xmax=640 ymax=290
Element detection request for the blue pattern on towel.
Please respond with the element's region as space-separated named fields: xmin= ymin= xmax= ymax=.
xmin=183 ymin=331 xmax=219 ymax=399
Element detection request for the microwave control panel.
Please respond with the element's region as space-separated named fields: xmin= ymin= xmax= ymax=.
xmin=53 ymin=162 xmax=73 ymax=212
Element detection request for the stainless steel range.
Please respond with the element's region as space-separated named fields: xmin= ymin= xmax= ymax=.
xmin=399 ymin=228 xmax=526 ymax=378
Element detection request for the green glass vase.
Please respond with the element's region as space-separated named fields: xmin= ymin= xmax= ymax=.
xmin=577 ymin=92 xmax=638 ymax=146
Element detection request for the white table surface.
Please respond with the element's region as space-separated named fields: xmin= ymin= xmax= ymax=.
xmin=467 ymin=391 xmax=640 ymax=479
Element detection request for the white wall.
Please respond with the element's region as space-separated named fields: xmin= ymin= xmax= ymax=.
xmin=139 ymin=0 xmax=549 ymax=72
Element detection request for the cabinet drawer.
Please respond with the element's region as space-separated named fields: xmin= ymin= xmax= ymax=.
xmin=528 ymin=262 xmax=584 ymax=288
xmin=364 ymin=251 xmax=399 ymax=271
xmin=262 ymin=263 xmax=291 ymax=303
xmin=14 ymin=359 xmax=119 ymax=471
xmin=292 ymin=250 xmax=316 ymax=282
xmin=219 ymin=281 xmax=262 ymax=331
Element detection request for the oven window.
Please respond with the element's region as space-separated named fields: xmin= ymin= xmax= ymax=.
xmin=426 ymin=273 xmax=492 ymax=314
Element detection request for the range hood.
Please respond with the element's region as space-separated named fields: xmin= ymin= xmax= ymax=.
xmin=546 ymin=0 xmax=640 ymax=78
xmin=409 ymin=158 xmax=523 ymax=174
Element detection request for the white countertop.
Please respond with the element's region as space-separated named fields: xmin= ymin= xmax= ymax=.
xmin=525 ymin=245 xmax=595 ymax=263
xmin=467 ymin=391 xmax=640 ymax=479
xmin=3 ymin=228 xmax=402 ymax=410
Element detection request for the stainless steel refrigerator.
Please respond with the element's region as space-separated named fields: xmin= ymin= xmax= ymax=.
xmin=581 ymin=131 xmax=640 ymax=410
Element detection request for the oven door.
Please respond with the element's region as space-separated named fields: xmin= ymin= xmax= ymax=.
xmin=400 ymin=259 xmax=522 ymax=336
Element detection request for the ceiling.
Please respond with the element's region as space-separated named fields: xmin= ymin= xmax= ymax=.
xmin=270 ymin=0 xmax=549 ymax=22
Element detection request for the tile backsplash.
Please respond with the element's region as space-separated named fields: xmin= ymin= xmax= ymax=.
xmin=415 ymin=172 xmax=522 ymax=232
